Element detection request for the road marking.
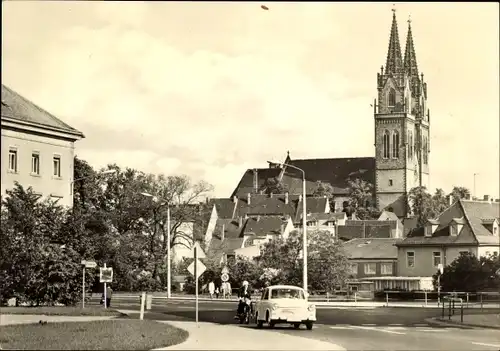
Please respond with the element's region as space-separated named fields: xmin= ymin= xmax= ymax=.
xmin=386 ymin=326 xmax=406 ymax=330
xmin=329 ymin=326 xmax=352 ymax=330
xmin=471 ymin=342 xmax=500 ymax=348
xmin=388 ymin=323 xmax=403 ymax=326
xmin=414 ymin=324 xmax=428 ymax=327
xmin=419 ymin=329 xmax=447 ymax=332
xmin=362 ymin=323 xmax=376 ymax=326
xmin=350 ymin=325 xmax=406 ymax=335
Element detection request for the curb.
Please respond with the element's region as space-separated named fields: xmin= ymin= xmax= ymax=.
xmin=425 ymin=317 xmax=500 ymax=330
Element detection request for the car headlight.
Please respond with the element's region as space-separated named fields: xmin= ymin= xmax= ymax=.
xmin=271 ymin=303 xmax=278 ymax=311
xmin=308 ymin=304 xmax=315 ymax=312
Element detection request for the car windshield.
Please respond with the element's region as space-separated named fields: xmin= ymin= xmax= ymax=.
xmin=270 ymin=288 xmax=305 ymax=299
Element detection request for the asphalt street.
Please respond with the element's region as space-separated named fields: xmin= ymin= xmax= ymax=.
xmin=95 ymin=298 xmax=500 ymax=350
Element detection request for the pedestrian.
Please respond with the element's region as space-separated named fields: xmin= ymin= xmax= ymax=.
xmin=102 ymin=285 xmax=113 ymax=307
xmin=208 ymin=281 xmax=215 ymax=299
xmin=227 ymin=281 xmax=232 ymax=298
xmin=222 ymin=282 xmax=227 ymax=299
xmin=215 ymin=287 xmax=220 ymax=299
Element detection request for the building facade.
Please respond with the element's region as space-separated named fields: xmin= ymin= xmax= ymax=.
xmin=1 ymin=85 xmax=84 ymax=207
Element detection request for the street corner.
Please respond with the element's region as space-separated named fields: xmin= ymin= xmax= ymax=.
xmin=155 ymin=320 xmax=345 ymax=351
xmin=424 ymin=317 xmax=477 ymax=330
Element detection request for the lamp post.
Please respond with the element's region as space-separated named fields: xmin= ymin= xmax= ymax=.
xmin=268 ymin=161 xmax=308 ymax=292
xmin=141 ymin=192 xmax=171 ymax=299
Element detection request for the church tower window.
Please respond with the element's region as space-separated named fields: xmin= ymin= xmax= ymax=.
xmin=392 ymin=131 xmax=400 ymax=158
xmin=408 ymin=130 xmax=413 ymax=160
xmin=383 ymin=130 xmax=390 ymax=159
xmin=388 ymin=88 xmax=396 ymax=107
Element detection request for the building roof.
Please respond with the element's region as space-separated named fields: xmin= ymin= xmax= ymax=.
xmin=397 ymin=200 xmax=500 ymax=247
xmin=284 ymin=157 xmax=376 ymax=191
xmin=305 ymin=212 xmax=342 ymax=222
xmin=243 ymin=216 xmax=288 ymax=236
xmin=235 ymin=193 xmax=298 ymax=218
xmin=342 ymin=238 xmax=401 ymax=260
xmin=231 ymin=156 xmax=376 ymax=198
xmin=206 ymin=237 xmax=244 ymax=263
xmin=1 ymin=84 xmax=84 ymax=138
xmin=210 ymin=198 xmax=236 ymax=219
xmin=346 ymin=219 xmax=398 ymax=230
xmin=337 ymin=223 xmax=393 ymax=241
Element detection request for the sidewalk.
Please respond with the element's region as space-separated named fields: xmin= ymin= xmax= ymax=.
xmin=426 ymin=314 xmax=500 ymax=330
xmin=152 ymin=321 xmax=345 ymax=351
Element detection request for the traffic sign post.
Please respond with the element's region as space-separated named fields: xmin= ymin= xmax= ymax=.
xmin=187 ymin=242 xmax=206 ymax=328
xmin=221 ymin=266 xmax=229 ymax=275
xmin=81 ymin=260 xmax=97 ymax=309
xmin=221 ymin=273 xmax=229 ymax=282
xmin=100 ymin=264 xmax=113 ymax=309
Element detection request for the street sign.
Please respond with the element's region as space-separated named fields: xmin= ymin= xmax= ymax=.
xmin=82 ymin=260 xmax=97 ymax=269
xmin=221 ymin=266 xmax=229 ymax=275
xmin=100 ymin=267 xmax=113 ymax=283
xmin=221 ymin=273 xmax=229 ymax=282
xmin=190 ymin=242 xmax=206 ymax=259
xmin=187 ymin=259 xmax=206 ymax=280
xmin=437 ymin=264 xmax=443 ymax=275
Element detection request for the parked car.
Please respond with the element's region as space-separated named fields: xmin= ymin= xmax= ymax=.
xmin=254 ymin=285 xmax=316 ymax=330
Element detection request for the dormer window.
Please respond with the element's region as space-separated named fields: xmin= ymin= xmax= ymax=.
xmin=450 ymin=225 xmax=458 ymax=236
xmin=481 ymin=218 xmax=498 ymax=236
xmin=425 ymin=219 xmax=439 ymax=237
xmin=307 ymin=220 xmax=317 ymax=227
xmin=450 ymin=217 xmax=465 ymax=236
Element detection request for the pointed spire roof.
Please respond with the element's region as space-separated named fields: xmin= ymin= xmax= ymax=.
xmin=403 ymin=16 xmax=419 ymax=78
xmin=385 ymin=9 xmax=404 ymax=76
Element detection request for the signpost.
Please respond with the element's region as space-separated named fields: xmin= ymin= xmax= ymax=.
xmin=221 ymin=266 xmax=229 ymax=275
xmin=81 ymin=260 xmax=97 ymax=309
xmin=221 ymin=273 xmax=229 ymax=282
xmin=187 ymin=242 xmax=206 ymax=327
xmin=437 ymin=264 xmax=444 ymax=306
xmin=100 ymin=264 xmax=113 ymax=309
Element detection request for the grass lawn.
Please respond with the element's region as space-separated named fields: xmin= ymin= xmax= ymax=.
xmin=0 ymin=319 xmax=189 ymax=350
xmin=0 ymin=306 xmax=124 ymax=317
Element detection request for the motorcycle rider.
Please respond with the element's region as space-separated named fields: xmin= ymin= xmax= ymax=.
xmin=235 ymin=280 xmax=252 ymax=318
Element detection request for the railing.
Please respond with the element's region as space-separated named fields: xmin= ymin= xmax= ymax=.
xmin=442 ymin=296 xmax=464 ymax=322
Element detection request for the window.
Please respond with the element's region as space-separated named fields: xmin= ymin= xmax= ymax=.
xmin=408 ymin=131 xmax=413 ymax=159
xmin=450 ymin=225 xmax=458 ymax=236
xmin=349 ymin=263 xmax=358 ymax=276
xmin=406 ymin=251 xmax=415 ymax=268
xmin=261 ymin=289 xmax=268 ymax=300
xmin=381 ymin=263 xmax=393 ymax=275
xmin=433 ymin=251 xmax=442 ymax=267
xmin=364 ymin=263 xmax=376 ymax=275
xmin=389 ymin=179 xmax=393 ymax=186
xmin=423 ymin=137 xmax=428 ymax=165
xmin=31 ymin=153 xmax=40 ymax=175
xmin=8 ymin=149 xmax=18 ymax=172
xmin=388 ymin=88 xmax=396 ymax=107
xmin=493 ymin=226 xmax=498 ymax=235
xmin=307 ymin=221 xmax=317 ymax=227
xmin=383 ymin=130 xmax=390 ymax=159
xmin=392 ymin=131 xmax=400 ymax=158
xmin=53 ymin=155 xmax=61 ymax=177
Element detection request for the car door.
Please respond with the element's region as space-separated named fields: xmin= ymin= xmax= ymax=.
xmin=258 ymin=288 xmax=269 ymax=319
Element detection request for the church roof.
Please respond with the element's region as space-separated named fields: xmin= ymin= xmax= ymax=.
xmin=385 ymin=10 xmax=404 ymax=75
xmin=1 ymin=84 xmax=84 ymax=138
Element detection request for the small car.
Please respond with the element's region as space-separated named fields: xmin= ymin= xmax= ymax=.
xmin=254 ymin=284 xmax=316 ymax=330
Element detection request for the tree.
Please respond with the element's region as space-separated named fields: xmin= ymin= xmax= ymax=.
xmin=308 ymin=230 xmax=350 ymax=292
xmin=432 ymin=188 xmax=449 ymax=214
xmin=313 ymin=181 xmax=336 ymax=212
xmin=450 ymin=186 xmax=471 ymax=202
xmin=346 ymin=179 xmax=379 ymax=219
xmin=260 ymin=177 xmax=288 ymax=195
xmin=408 ymin=186 xmax=434 ymax=226
xmin=433 ymin=252 xmax=500 ymax=292
xmin=0 ymin=183 xmax=93 ymax=305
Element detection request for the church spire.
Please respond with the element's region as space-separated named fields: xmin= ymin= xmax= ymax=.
xmin=385 ymin=9 xmax=404 ymax=76
xmin=403 ymin=15 xmax=419 ymax=79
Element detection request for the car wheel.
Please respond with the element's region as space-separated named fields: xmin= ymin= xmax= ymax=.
xmin=305 ymin=322 xmax=313 ymax=330
xmin=256 ymin=313 xmax=263 ymax=329
xmin=293 ymin=323 xmax=301 ymax=329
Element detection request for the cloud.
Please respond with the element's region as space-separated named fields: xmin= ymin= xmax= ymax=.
xmin=2 ymin=2 xmax=499 ymax=198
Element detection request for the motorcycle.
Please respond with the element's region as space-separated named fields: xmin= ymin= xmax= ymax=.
xmin=237 ymin=297 xmax=253 ymax=324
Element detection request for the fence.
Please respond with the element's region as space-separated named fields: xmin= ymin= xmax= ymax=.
xmin=374 ymin=290 xmax=500 ymax=308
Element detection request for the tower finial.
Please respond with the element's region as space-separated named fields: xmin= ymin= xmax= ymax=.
xmin=392 ymin=4 xmax=396 ymax=14
xmin=385 ymin=7 xmax=403 ymax=75
xmin=408 ymin=14 xmax=411 ymax=24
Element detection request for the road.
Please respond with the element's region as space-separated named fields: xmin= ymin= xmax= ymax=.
xmin=97 ymin=298 xmax=500 ymax=350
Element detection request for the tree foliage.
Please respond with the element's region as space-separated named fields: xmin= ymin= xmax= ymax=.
xmin=432 ymin=252 xmax=500 ymax=292
xmin=260 ymin=177 xmax=289 ymax=195
xmin=345 ymin=179 xmax=379 ymax=219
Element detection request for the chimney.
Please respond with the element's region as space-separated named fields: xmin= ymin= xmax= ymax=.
xmin=239 ymin=216 xmax=243 ymax=228
xmin=284 ymin=192 xmax=289 ymax=205
xmin=483 ymin=195 xmax=490 ymax=202
xmin=221 ymin=224 xmax=225 ymax=241
xmin=247 ymin=193 xmax=251 ymax=204
xmin=253 ymin=169 xmax=258 ymax=193
xmin=233 ymin=195 xmax=238 ymax=203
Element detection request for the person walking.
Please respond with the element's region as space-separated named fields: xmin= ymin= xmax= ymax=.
xmin=208 ymin=281 xmax=215 ymax=299
xmin=105 ymin=285 xmax=113 ymax=307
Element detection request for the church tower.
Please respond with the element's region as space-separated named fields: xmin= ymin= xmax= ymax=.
xmin=374 ymin=10 xmax=431 ymax=218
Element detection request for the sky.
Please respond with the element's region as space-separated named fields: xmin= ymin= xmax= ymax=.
xmin=2 ymin=2 xmax=499 ymax=199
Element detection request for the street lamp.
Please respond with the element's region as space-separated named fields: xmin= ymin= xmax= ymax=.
xmin=141 ymin=192 xmax=172 ymax=299
xmin=71 ymin=169 xmax=116 ymax=195
xmin=268 ymin=161 xmax=308 ymax=292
